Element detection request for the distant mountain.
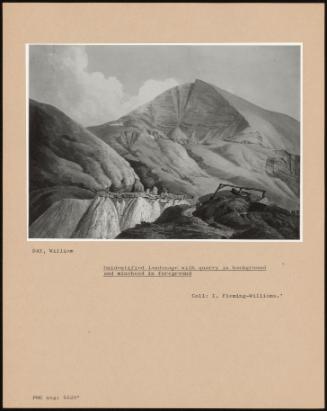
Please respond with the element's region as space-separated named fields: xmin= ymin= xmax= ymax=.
xmin=90 ymin=79 xmax=300 ymax=209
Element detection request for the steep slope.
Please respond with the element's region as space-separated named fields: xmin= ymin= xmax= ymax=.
xmin=29 ymin=198 xmax=93 ymax=239
xmin=29 ymin=99 xmax=142 ymax=225
xmin=89 ymin=79 xmax=300 ymax=209
xmin=29 ymin=195 xmax=189 ymax=239
xmin=214 ymin=85 xmax=300 ymax=154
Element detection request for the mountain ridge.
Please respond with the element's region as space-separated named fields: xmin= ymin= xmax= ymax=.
xmin=89 ymin=79 xmax=300 ymax=209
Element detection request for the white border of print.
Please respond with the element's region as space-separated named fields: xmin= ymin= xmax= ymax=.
xmin=26 ymin=43 xmax=303 ymax=242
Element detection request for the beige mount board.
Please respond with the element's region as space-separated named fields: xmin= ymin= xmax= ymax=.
xmin=3 ymin=3 xmax=325 ymax=409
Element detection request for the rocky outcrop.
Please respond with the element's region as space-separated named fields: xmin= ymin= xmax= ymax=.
xmin=117 ymin=189 xmax=300 ymax=240
xmin=132 ymin=179 xmax=145 ymax=193
xmin=266 ymin=150 xmax=300 ymax=196
xmin=117 ymin=205 xmax=228 ymax=239
xmin=194 ymin=190 xmax=299 ymax=239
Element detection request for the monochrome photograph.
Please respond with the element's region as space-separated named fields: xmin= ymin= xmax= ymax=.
xmin=28 ymin=44 xmax=301 ymax=240
xmin=4 ymin=4 xmax=324 ymax=409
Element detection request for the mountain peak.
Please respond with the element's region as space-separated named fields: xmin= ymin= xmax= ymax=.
xmin=193 ymin=78 xmax=212 ymax=86
xmin=192 ymin=78 xmax=224 ymax=93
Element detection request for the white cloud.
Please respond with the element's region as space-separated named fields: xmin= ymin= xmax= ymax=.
xmin=29 ymin=45 xmax=179 ymax=126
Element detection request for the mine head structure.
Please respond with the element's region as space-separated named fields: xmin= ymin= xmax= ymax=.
xmin=212 ymin=183 xmax=266 ymax=200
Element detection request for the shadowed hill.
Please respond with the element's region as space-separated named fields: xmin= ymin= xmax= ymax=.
xmin=29 ymin=99 xmax=142 ymax=224
xmin=30 ymin=99 xmax=140 ymax=192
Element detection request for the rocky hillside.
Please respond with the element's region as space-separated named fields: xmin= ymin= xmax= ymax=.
xmin=194 ymin=190 xmax=299 ymax=239
xmin=117 ymin=204 xmax=231 ymax=239
xmin=29 ymin=99 xmax=142 ymax=225
xmin=90 ymin=79 xmax=300 ymax=210
xmin=118 ymin=190 xmax=299 ymax=240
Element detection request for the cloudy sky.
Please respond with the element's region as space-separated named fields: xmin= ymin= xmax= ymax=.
xmin=29 ymin=44 xmax=301 ymax=126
